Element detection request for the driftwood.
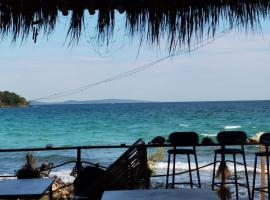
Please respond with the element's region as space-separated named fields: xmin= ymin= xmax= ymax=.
xmin=16 ymin=153 xmax=53 ymax=179
xmin=16 ymin=153 xmax=41 ymax=179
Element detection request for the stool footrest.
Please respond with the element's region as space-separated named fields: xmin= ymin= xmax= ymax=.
xmin=167 ymin=182 xmax=200 ymax=188
xmin=215 ymin=160 xmax=245 ymax=166
xmin=214 ymin=182 xmax=249 ymax=186
xmin=253 ymin=187 xmax=268 ymax=193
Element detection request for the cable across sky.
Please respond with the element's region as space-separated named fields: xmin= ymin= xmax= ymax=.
xmin=30 ymin=24 xmax=240 ymax=102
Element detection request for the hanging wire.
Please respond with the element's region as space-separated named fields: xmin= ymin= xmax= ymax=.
xmin=30 ymin=22 xmax=245 ymax=102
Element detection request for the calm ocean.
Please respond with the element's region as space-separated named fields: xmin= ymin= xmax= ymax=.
xmin=0 ymin=101 xmax=269 ymax=198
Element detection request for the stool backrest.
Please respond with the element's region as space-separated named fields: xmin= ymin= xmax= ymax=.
xmin=169 ymin=132 xmax=199 ymax=146
xmin=260 ymin=133 xmax=270 ymax=146
xmin=217 ymin=131 xmax=247 ymax=145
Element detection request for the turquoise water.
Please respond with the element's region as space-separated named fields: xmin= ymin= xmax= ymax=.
xmin=0 ymin=101 xmax=270 ymax=199
xmin=1 ymin=101 xmax=270 ymax=149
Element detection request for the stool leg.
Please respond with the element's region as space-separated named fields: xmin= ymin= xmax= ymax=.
xmin=212 ymin=152 xmax=217 ymax=190
xmin=242 ymin=150 xmax=251 ymax=200
xmin=187 ymin=154 xmax=193 ymax=188
xmin=172 ymin=153 xmax=176 ymax=189
xmin=252 ymin=155 xmax=258 ymax=200
xmin=49 ymin=185 xmax=53 ymax=200
xmin=233 ymin=154 xmax=239 ymax=200
xmin=194 ymin=152 xmax=201 ymax=188
xmin=221 ymin=153 xmax=225 ymax=195
xmin=166 ymin=153 xmax=171 ymax=189
xmin=266 ymin=151 xmax=270 ymax=200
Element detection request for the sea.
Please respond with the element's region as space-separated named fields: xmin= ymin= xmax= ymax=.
xmin=0 ymin=100 xmax=270 ymax=199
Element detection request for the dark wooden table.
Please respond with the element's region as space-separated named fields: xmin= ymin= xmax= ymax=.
xmin=102 ymin=188 xmax=220 ymax=200
xmin=0 ymin=178 xmax=55 ymax=199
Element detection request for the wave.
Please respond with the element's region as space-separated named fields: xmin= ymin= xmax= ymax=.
xmin=224 ymin=125 xmax=242 ymax=130
xmin=153 ymin=161 xmax=256 ymax=173
xmin=0 ymin=174 xmax=16 ymax=180
xmin=201 ymin=133 xmax=216 ymax=137
xmin=46 ymin=160 xmax=258 ymax=184
xmin=50 ymin=169 xmax=75 ymax=183
xmin=179 ymin=123 xmax=189 ymax=127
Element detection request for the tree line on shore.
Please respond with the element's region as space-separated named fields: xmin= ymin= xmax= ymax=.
xmin=0 ymin=91 xmax=29 ymax=107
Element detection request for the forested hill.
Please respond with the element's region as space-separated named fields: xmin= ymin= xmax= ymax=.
xmin=0 ymin=91 xmax=29 ymax=107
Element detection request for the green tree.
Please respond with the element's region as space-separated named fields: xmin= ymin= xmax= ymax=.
xmin=0 ymin=91 xmax=29 ymax=107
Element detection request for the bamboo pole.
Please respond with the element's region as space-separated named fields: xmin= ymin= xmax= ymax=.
xmin=261 ymin=145 xmax=265 ymax=200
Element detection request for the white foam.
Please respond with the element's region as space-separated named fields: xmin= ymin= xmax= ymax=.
xmin=50 ymin=169 xmax=75 ymax=183
xmin=154 ymin=161 xmax=255 ymax=173
xmin=154 ymin=161 xmax=213 ymax=171
xmin=0 ymin=174 xmax=16 ymax=180
xmin=201 ymin=133 xmax=216 ymax=137
xmin=224 ymin=125 xmax=242 ymax=129
xmin=179 ymin=124 xmax=189 ymax=127
xmin=0 ymin=170 xmax=75 ymax=183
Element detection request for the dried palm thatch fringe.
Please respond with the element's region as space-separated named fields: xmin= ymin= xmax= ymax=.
xmin=217 ymin=185 xmax=232 ymax=200
xmin=215 ymin=161 xmax=232 ymax=179
xmin=216 ymin=161 xmax=232 ymax=200
xmin=0 ymin=0 xmax=270 ymax=51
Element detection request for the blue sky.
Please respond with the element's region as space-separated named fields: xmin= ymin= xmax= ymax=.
xmin=0 ymin=14 xmax=270 ymax=102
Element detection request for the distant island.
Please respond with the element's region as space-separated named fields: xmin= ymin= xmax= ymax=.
xmin=30 ymin=99 xmax=154 ymax=106
xmin=0 ymin=91 xmax=29 ymax=107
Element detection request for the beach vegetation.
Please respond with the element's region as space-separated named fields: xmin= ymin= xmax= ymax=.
xmin=148 ymin=147 xmax=164 ymax=174
xmin=16 ymin=153 xmax=53 ymax=178
xmin=202 ymin=136 xmax=214 ymax=145
xmin=16 ymin=153 xmax=41 ymax=179
xmin=0 ymin=91 xmax=29 ymax=107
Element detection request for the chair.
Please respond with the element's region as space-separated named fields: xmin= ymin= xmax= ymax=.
xmin=211 ymin=131 xmax=251 ymax=200
xmin=252 ymin=133 xmax=270 ymax=199
xmin=73 ymin=139 xmax=149 ymax=200
xmin=165 ymin=132 xmax=201 ymax=189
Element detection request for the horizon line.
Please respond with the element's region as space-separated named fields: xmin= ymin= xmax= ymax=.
xmin=30 ymin=99 xmax=270 ymax=105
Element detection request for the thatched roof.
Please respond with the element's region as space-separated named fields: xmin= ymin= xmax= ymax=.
xmin=0 ymin=0 xmax=270 ymax=51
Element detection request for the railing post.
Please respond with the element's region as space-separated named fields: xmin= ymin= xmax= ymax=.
xmin=75 ymin=148 xmax=83 ymax=175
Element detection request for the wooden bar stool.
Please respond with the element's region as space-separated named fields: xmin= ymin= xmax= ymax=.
xmin=252 ymin=133 xmax=270 ymax=200
xmin=165 ymin=132 xmax=201 ymax=189
xmin=211 ymin=131 xmax=251 ymax=200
